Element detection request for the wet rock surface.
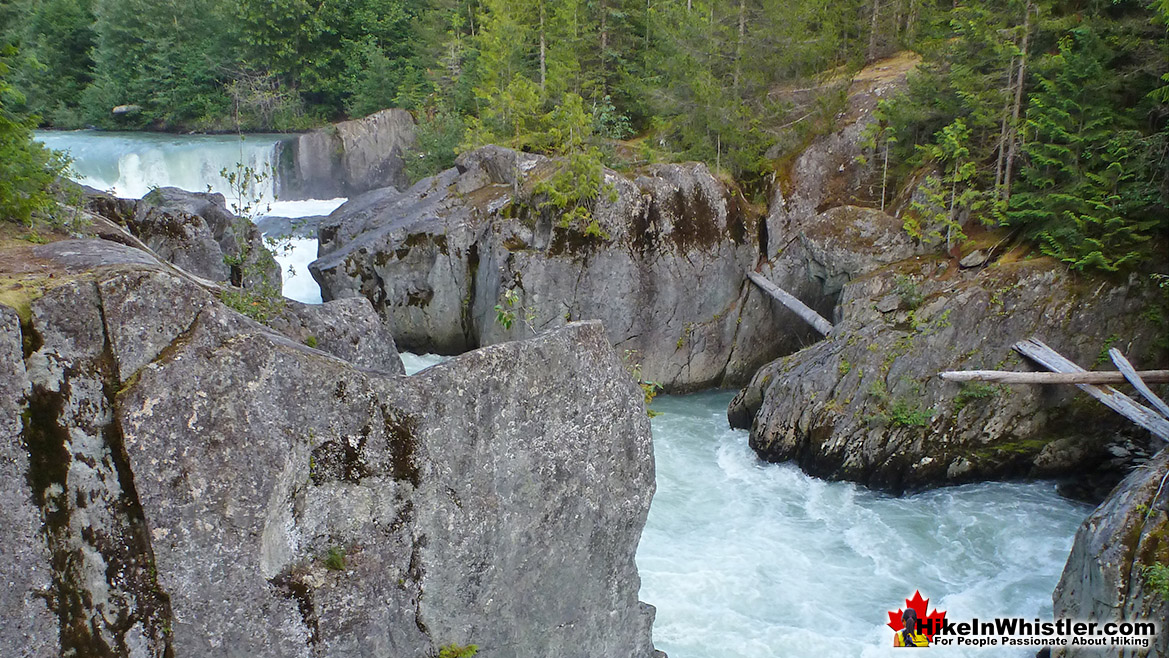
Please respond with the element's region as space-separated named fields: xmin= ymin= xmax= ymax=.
xmin=1052 ymin=448 xmax=1168 ymax=658
xmin=1 ymin=237 xmax=659 ymax=657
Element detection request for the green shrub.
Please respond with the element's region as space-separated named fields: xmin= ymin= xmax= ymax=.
xmin=888 ymin=399 xmax=933 ymax=428
xmin=219 ymin=287 xmax=285 ymax=323
xmin=1144 ymin=562 xmax=1169 ymax=600
xmin=405 ymin=106 xmax=465 ymax=184
xmin=437 ymin=644 xmax=478 ymax=658
xmin=894 ymin=275 xmax=924 ymax=310
xmin=953 ymin=382 xmax=1002 ymax=411
xmin=0 ymin=47 xmax=68 ymax=226
xmin=324 ymin=546 xmax=346 ymax=571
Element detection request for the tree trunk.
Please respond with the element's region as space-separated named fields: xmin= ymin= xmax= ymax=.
xmin=1002 ymin=0 xmax=1034 ymax=203
xmin=539 ymin=0 xmax=546 ymax=90
xmin=994 ymin=56 xmax=1017 ymax=194
xmin=881 ymin=138 xmax=889 ymax=212
xmin=600 ymin=0 xmax=608 ymax=88
xmin=867 ymin=0 xmax=881 ymax=62
xmin=904 ymin=0 xmax=918 ymax=43
xmin=734 ymin=0 xmax=746 ymax=98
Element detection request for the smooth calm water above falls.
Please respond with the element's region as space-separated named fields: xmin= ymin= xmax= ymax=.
xmin=42 ymin=131 xmax=1092 ymax=658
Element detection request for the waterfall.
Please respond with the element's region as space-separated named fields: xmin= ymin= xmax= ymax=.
xmin=35 ymin=130 xmax=289 ymax=200
xmin=36 ymin=130 xmax=346 ymax=305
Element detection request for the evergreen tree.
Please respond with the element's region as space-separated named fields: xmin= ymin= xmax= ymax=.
xmin=1008 ymin=30 xmax=1164 ymax=271
xmin=9 ymin=0 xmax=95 ymax=127
xmin=0 ymin=46 xmax=67 ymax=225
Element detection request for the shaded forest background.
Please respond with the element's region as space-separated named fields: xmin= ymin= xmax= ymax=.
xmin=1 ymin=0 xmax=1167 ymax=270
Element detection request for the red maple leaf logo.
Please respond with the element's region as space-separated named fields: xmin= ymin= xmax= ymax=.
xmin=887 ymin=590 xmax=947 ymax=642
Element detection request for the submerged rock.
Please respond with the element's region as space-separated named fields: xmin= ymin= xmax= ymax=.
xmin=1 ymin=237 xmax=659 ymax=657
xmin=311 ymin=145 xmax=792 ymax=391
xmin=1052 ymin=448 xmax=1168 ymax=657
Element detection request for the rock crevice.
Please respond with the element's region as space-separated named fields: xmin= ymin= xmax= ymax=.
xmin=2 ymin=238 xmax=660 ymax=658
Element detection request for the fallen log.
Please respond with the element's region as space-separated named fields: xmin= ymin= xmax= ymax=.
xmin=1012 ymin=338 xmax=1169 ymax=442
xmin=938 ymin=370 xmax=1169 ymax=385
xmin=1109 ymin=348 xmax=1169 ymax=419
xmin=746 ymin=271 xmax=834 ymax=336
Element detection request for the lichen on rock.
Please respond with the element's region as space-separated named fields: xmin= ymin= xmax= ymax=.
xmin=1 ymin=235 xmax=661 ymax=657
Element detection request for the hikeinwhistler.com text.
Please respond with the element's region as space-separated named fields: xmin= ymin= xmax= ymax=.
xmin=920 ymin=617 xmax=1158 ymax=649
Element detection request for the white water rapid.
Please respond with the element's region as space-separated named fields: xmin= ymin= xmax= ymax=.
xmin=40 ymin=131 xmax=1091 ymax=657
xmin=637 ymin=392 xmax=1088 ymax=658
xmin=35 ymin=130 xmax=285 ymax=199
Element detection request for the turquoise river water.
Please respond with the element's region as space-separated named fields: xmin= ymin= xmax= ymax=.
xmin=40 ymin=130 xmax=1092 ymax=658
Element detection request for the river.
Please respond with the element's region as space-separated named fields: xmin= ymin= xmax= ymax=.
xmin=37 ymin=130 xmax=1091 ymax=657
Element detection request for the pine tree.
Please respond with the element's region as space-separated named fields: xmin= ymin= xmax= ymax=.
xmin=1008 ymin=30 xmax=1163 ymax=271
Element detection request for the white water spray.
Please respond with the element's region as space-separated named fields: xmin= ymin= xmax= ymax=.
xmin=36 ymin=130 xmax=285 ymax=199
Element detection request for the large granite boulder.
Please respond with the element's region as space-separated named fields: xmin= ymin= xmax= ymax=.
xmin=729 ymin=258 xmax=1167 ymax=495
xmin=1052 ymin=448 xmax=1168 ymax=657
xmin=1 ymin=237 xmax=659 ymax=657
xmin=0 ymin=306 xmax=57 ymax=657
xmin=311 ymin=145 xmax=791 ymax=392
xmin=82 ymin=185 xmax=282 ymax=292
xmin=278 ymin=108 xmax=417 ymax=200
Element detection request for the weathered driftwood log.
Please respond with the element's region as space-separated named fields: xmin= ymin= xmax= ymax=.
xmin=1012 ymin=338 xmax=1169 ymax=442
xmin=938 ymin=370 xmax=1169 ymax=385
xmin=745 ymin=271 xmax=834 ymax=336
xmin=1109 ymin=348 xmax=1169 ymax=419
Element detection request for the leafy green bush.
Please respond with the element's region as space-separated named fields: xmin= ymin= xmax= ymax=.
xmin=1144 ymin=562 xmax=1169 ymax=600
xmin=888 ymin=399 xmax=933 ymax=428
xmin=894 ymin=275 xmax=924 ymax=310
xmin=405 ymin=106 xmax=465 ymax=184
xmin=324 ymin=546 xmax=346 ymax=571
xmin=437 ymin=644 xmax=477 ymax=658
xmin=0 ymin=47 xmax=67 ymax=226
xmin=953 ymin=382 xmax=1002 ymax=411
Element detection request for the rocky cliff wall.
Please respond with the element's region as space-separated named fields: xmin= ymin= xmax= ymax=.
xmin=278 ymin=108 xmax=417 ymax=200
xmin=1053 ymin=448 xmax=1168 ymax=657
xmin=729 ymin=258 xmax=1165 ymax=495
xmin=310 ymin=145 xmax=795 ymax=392
xmin=0 ymin=234 xmax=660 ymax=657
xmin=726 ymin=53 xmax=1167 ymax=495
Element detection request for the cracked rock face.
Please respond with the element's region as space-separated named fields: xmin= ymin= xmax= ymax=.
xmin=1052 ymin=449 xmax=1168 ymax=658
xmin=83 ymin=185 xmax=282 ymax=292
xmin=1 ymin=240 xmax=658 ymax=657
xmin=311 ymin=145 xmax=794 ymax=392
xmin=729 ymin=260 xmax=1166 ymax=495
xmin=279 ymin=108 xmax=417 ymax=200
xmin=0 ymin=306 xmax=58 ymax=657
